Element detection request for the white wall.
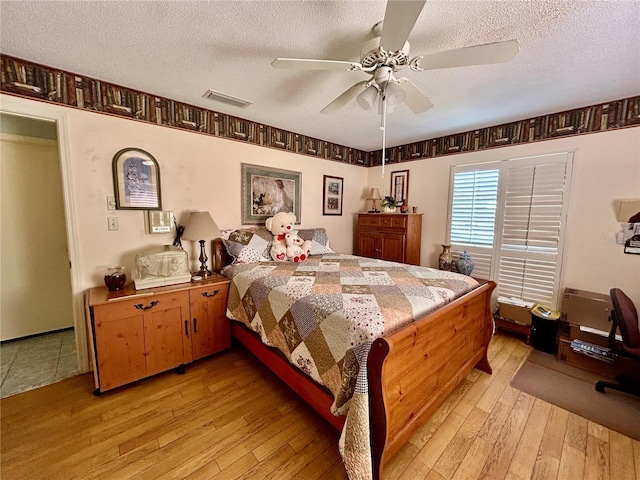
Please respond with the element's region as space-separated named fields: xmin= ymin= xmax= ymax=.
xmin=0 ymin=94 xmax=368 ymax=292
xmin=3 ymin=93 xmax=639 ymax=358
xmin=1 ymin=133 xmax=74 ymax=340
xmin=367 ymin=128 xmax=640 ymax=305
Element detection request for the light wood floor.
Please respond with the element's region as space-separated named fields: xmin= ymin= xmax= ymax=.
xmin=1 ymin=332 xmax=639 ymax=480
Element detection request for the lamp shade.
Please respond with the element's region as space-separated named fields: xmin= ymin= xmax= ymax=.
xmin=367 ymin=188 xmax=382 ymax=201
xmin=182 ymin=211 xmax=221 ymax=241
xmin=385 ymin=82 xmax=406 ymax=108
xmin=356 ymin=85 xmax=378 ymax=111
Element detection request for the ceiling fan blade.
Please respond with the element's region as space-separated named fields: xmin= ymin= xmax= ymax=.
xmin=416 ymin=39 xmax=520 ymax=70
xmin=321 ymin=82 xmax=369 ymax=114
xmin=272 ymin=58 xmax=362 ymax=71
xmin=397 ymin=78 xmax=433 ymax=114
xmin=380 ymin=0 xmax=427 ymax=52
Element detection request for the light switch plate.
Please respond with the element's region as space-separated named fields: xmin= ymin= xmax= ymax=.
xmin=107 ymin=217 xmax=119 ymax=231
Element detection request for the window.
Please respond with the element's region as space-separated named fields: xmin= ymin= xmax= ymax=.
xmin=447 ymin=152 xmax=573 ymax=309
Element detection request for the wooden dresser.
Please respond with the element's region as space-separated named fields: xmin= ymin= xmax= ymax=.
xmin=355 ymin=213 xmax=423 ymax=265
xmin=85 ymin=274 xmax=230 ymax=394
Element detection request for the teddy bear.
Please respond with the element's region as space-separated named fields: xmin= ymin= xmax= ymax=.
xmin=265 ymin=211 xmax=311 ymax=262
xmin=265 ymin=211 xmax=296 ymax=262
xmin=285 ymin=231 xmax=311 ymax=263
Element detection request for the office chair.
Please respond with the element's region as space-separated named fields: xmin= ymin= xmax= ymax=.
xmin=595 ymin=288 xmax=640 ymax=397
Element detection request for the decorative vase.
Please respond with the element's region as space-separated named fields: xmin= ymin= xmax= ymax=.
xmin=438 ymin=244 xmax=453 ymax=271
xmin=382 ymin=205 xmax=396 ymax=213
xmin=104 ymin=266 xmax=126 ymax=291
xmin=400 ymin=204 xmax=408 ymax=213
xmin=457 ymin=250 xmax=474 ymax=275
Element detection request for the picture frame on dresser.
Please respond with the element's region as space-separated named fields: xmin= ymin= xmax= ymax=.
xmin=241 ymin=163 xmax=301 ymax=224
xmin=322 ymin=175 xmax=343 ymax=216
xmin=390 ymin=170 xmax=409 ymax=206
xmin=112 ymin=147 xmax=162 ymax=210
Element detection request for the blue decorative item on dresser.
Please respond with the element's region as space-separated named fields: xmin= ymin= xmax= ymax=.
xmin=457 ymin=250 xmax=475 ymax=275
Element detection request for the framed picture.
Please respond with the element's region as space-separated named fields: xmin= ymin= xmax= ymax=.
xmin=242 ymin=163 xmax=301 ymax=224
xmin=390 ymin=169 xmax=409 ymax=206
xmin=322 ymin=175 xmax=343 ymax=216
xmin=112 ymin=148 xmax=162 ymax=210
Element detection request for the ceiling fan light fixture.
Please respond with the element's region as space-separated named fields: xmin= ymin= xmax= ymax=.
xmin=356 ymin=85 xmax=379 ymax=111
xmin=384 ymin=82 xmax=406 ymax=107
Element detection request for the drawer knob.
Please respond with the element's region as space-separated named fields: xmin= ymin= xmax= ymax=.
xmin=201 ymin=289 xmax=220 ymax=298
xmin=134 ymin=300 xmax=158 ymax=310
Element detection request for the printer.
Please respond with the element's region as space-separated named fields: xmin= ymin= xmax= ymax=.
xmin=132 ymin=245 xmax=191 ymax=290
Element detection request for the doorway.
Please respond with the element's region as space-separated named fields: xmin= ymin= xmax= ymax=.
xmin=0 ymin=113 xmax=78 ymax=397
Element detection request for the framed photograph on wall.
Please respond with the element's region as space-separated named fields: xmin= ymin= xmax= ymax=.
xmin=322 ymin=175 xmax=343 ymax=216
xmin=112 ymin=147 xmax=162 ymax=210
xmin=241 ymin=163 xmax=301 ymax=224
xmin=390 ymin=169 xmax=409 ymax=206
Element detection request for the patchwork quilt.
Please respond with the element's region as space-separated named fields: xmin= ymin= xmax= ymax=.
xmin=223 ymin=254 xmax=479 ymax=479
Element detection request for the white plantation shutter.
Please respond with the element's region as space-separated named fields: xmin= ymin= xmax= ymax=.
xmin=450 ymin=167 xmax=499 ymax=246
xmin=448 ymin=164 xmax=499 ymax=280
xmin=496 ymin=155 xmax=572 ymax=308
xmin=448 ymin=153 xmax=572 ymax=309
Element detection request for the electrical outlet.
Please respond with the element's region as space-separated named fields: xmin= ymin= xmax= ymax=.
xmin=107 ymin=196 xmax=116 ymax=210
xmin=107 ymin=217 xmax=119 ymax=231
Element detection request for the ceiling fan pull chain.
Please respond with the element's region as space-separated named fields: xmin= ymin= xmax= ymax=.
xmin=380 ymin=67 xmax=394 ymax=178
xmin=381 ymin=87 xmax=387 ymax=178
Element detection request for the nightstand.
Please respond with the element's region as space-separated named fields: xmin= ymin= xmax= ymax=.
xmin=86 ymin=273 xmax=231 ymax=394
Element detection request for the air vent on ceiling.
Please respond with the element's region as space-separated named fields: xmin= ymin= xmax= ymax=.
xmin=202 ymin=89 xmax=252 ymax=108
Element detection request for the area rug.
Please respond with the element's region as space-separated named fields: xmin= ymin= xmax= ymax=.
xmin=510 ymin=350 xmax=640 ymax=441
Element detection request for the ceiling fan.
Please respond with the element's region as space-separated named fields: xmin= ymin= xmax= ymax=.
xmin=271 ymin=0 xmax=520 ymax=117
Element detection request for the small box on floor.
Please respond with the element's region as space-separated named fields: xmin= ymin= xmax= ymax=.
xmin=557 ymin=338 xmax=618 ymax=378
xmin=498 ymin=302 xmax=533 ymax=325
xmin=568 ymin=323 xmax=618 ymax=348
xmin=560 ymin=288 xmax=613 ymax=331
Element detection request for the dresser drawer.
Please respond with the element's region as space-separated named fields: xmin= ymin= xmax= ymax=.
xmin=359 ymin=215 xmax=381 ymax=227
xmin=190 ymin=283 xmax=229 ymax=301
xmin=359 ymin=214 xmax=408 ymax=229
xmin=380 ymin=215 xmax=407 ymax=228
xmin=93 ymin=291 xmax=189 ymax=321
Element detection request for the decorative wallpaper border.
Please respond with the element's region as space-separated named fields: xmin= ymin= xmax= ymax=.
xmin=1 ymin=54 xmax=638 ymax=167
xmin=372 ymin=95 xmax=640 ymax=166
xmin=0 ymin=55 xmax=368 ymax=166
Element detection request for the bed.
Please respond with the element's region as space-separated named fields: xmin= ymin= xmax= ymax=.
xmin=212 ymin=229 xmax=495 ymax=480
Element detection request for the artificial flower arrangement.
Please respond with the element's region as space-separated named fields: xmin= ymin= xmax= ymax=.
xmin=380 ymin=195 xmax=397 ymax=212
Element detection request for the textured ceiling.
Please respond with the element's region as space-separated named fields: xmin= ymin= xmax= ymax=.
xmin=1 ymin=1 xmax=639 ymax=152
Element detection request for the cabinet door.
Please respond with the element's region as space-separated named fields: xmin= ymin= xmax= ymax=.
xmin=358 ymin=231 xmax=380 ymax=259
xmin=190 ymin=283 xmax=230 ymax=360
xmin=143 ymin=292 xmax=191 ymax=376
xmin=92 ymin=303 xmax=147 ymax=391
xmin=380 ymin=233 xmax=406 ymax=263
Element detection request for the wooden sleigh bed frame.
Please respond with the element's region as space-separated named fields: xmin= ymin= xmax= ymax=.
xmin=212 ymin=239 xmax=496 ymax=479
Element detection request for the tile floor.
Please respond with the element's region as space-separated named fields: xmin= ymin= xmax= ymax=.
xmin=0 ymin=328 xmax=78 ymax=399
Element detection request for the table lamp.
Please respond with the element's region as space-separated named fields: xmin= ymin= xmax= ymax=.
xmin=182 ymin=211 xmax=221 ymax=277
xmin=367 ymin=188 xmax=382 ymax=213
